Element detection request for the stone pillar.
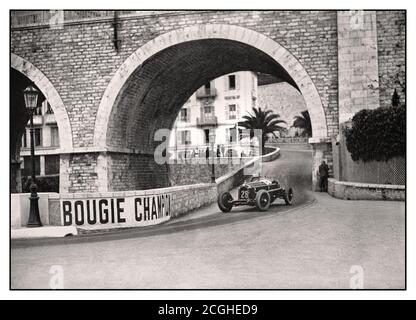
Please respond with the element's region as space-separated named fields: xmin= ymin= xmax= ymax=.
xmin=331 ymin=135 xmax=341 ymax=181
xmin=96 ymin=153 xmax=109 ymax=192
xmin=59 ymin=154 xmax=71 ymax=193
xmin=59 ymin=152 xmax=103 ymax=193
xmin=337 ymin=10 xmax=380 ymax=124
xmin=40 ymin=155 xmax=45 ymax=176
xmin=310 ymin=138 xmax=332 ymax=191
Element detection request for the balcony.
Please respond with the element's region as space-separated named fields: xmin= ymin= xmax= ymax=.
xmin=32 ymin=115 xmax=43 ymax=126
xmin=197 ymin=116 xmax=218 ymax=126
xmin=44 ymin=113 xmax=57 ymax=125
xmin=196 ymin=88 xmax=217 ymax=99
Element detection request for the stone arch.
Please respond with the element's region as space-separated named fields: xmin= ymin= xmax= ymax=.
xmin=11 ymin=53 xmax=73 ymax=151
xmin=94 ymin=24 xmax=327 ymax=149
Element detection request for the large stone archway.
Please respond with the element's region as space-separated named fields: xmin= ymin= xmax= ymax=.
xmin=93 ymin=24 xmax=329 ymax=191
xmin=94 ymin=24 xmax=327 ymax=148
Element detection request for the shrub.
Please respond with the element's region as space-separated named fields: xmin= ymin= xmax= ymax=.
xmin=344 ymin=105 xmax=405 ymax=162
xmin=22 ymin=175 xmax=59 ymax=193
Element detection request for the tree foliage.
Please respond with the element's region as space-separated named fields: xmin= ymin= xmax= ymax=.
xmin=239 ymin=107 xmax=286 ymax=152
xmin=292 ymin=110 xmax=312 ymax=137
xmin=22 ymin=175 xmax=59 ymax=193
xmin=344 ymin=105 xmax=405 ymax=162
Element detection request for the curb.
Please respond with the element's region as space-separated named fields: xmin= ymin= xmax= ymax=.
xmin=11 ymin=226 xmax=78 ymax=239
xmin=328 ymin=178 xmax=405 ymax=201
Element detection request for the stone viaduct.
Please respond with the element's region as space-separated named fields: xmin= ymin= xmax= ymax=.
xmin=10 ymin=10 xmax=406 ymax=193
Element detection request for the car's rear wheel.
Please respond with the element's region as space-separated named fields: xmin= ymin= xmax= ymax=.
xmin=217 ymin=191 xmax=233 ymax=213
xmin=255 ymin=189 xmax=271 ymax=211
xmin=284 ymin=187 xmax=294 ymax=205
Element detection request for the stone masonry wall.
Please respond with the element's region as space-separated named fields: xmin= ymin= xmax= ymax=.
xmin=107 ymin=153 xmax=170 ymax=191
xmin=11 ymin=11 xmax=341 ymax=193
xmin=11 ymin=10 xmax=340 ymax=150
xmin=376 ymin=11 xmax=406 ymax=108
xmin=337 ymin=11 xmax=380 ymax=124
xmin=328 ymin=178 xmax=405 ymax=201
xmin=170 ymin=184 xmax=217 ymax=218
xmin=11 ymin=11 xmax=405 ymax=193
xmin=60 ymin=153 xmax=100 ymax=193
xmin=169 ymin=160 xmax=247 ymax=186
xmin=108 ymin=153 xmax=249 ymax=191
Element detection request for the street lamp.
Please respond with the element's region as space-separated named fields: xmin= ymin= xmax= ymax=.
xmin=209 ymin=130 xmax=216 ymax=183
xmin=23 ymin=85 xmax=42 ymax=227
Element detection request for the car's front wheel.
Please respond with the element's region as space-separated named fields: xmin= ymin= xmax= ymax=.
xmin=217 ymin=191 xmax=233 ymax=213
xmin=255 ymin=189 xmax=271 ymax=211
xmin=284 ymin=187 xmax=294 ymax=205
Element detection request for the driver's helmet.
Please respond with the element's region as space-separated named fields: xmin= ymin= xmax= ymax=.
xmin=250 ymin=173 xmax=261 ymax=182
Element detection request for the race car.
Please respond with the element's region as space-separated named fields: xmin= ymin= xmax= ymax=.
xmin=217 ymin=176 xmax=294 ymax=213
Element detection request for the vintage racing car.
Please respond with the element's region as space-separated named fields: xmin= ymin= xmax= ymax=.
xmin=217 ymin=176 xmax=294 ymax=212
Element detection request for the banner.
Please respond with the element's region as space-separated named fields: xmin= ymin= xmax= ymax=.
xmin=60 ymin=194 xmax=171 ymax=228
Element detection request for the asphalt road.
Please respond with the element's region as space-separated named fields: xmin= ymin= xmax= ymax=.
xmin=11 ymin=148 xmax=405 ymax=289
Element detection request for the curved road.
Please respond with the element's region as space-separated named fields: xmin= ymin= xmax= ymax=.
xmin=11 ymin=148 xmax=405 ymax=289
xmin=12 ymin=148 xmax=313 ymax=248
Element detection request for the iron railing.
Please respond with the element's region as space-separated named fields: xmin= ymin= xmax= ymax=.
xmin=196 ymin=116 xmax=218 ymax=126
xmin=196 ymin=87 xmax=217 ymax=98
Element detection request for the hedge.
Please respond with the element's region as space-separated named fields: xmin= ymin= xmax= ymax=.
xmin=344 ymin=105 xmax=405 ymax=162
xmin=22 ymin=175 xmax=59 ymax=193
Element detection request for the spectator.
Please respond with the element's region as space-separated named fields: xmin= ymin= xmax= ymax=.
xmin=318 ymin=160 xmax=329 ymax=192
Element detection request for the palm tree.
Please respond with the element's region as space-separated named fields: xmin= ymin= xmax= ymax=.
xmin=239 ymin=107 xmax=287 ymax=153
xmin=292 ymin=110 xmax=312 ymax=137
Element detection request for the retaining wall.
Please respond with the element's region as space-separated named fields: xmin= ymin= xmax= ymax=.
xmin=12 ymin=147 xmax=280 ymax=230
xmin=328 ymin=178 xmax=405 ymax=201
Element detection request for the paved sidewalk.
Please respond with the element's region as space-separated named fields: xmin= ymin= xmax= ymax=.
xmin=11 ymin=226 xmax=77 ymax=239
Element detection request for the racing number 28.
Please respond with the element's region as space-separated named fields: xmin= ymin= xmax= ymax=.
xmin=240 ymin=190 xmax=249 ymax=199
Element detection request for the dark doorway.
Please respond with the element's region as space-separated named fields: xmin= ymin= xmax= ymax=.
xmin=204 ymin=129 xmax=210 ymax=143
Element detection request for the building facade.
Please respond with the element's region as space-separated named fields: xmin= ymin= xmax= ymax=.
xmin=169 ymin=71 xmax=258 ymax=158
xmin=19 ymin=100 xmax=60 ymax=181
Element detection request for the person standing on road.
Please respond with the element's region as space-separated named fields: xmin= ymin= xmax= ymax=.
xmin=318 ymin=160 xmax=329 ymax=192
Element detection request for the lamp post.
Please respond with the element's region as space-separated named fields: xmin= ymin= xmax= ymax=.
xmin=23 ymin=85 xmax=42 ymax=228
xmin=209 ymin=130 xmax=216 ymax=183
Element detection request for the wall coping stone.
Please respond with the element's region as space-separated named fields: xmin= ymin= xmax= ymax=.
xmin=58 ymin=183 xmax=215 ymax=199
xmin=309 ymin=137 xmax=332 ymax=144
xmin=328 ymin=178 xmax=405 ymax=201
xmin=328 ymin=178 xmax=405 ymax=190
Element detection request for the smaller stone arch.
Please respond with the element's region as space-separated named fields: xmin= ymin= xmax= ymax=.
xmin=11 ymin=53 xmax=73 ymax=151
